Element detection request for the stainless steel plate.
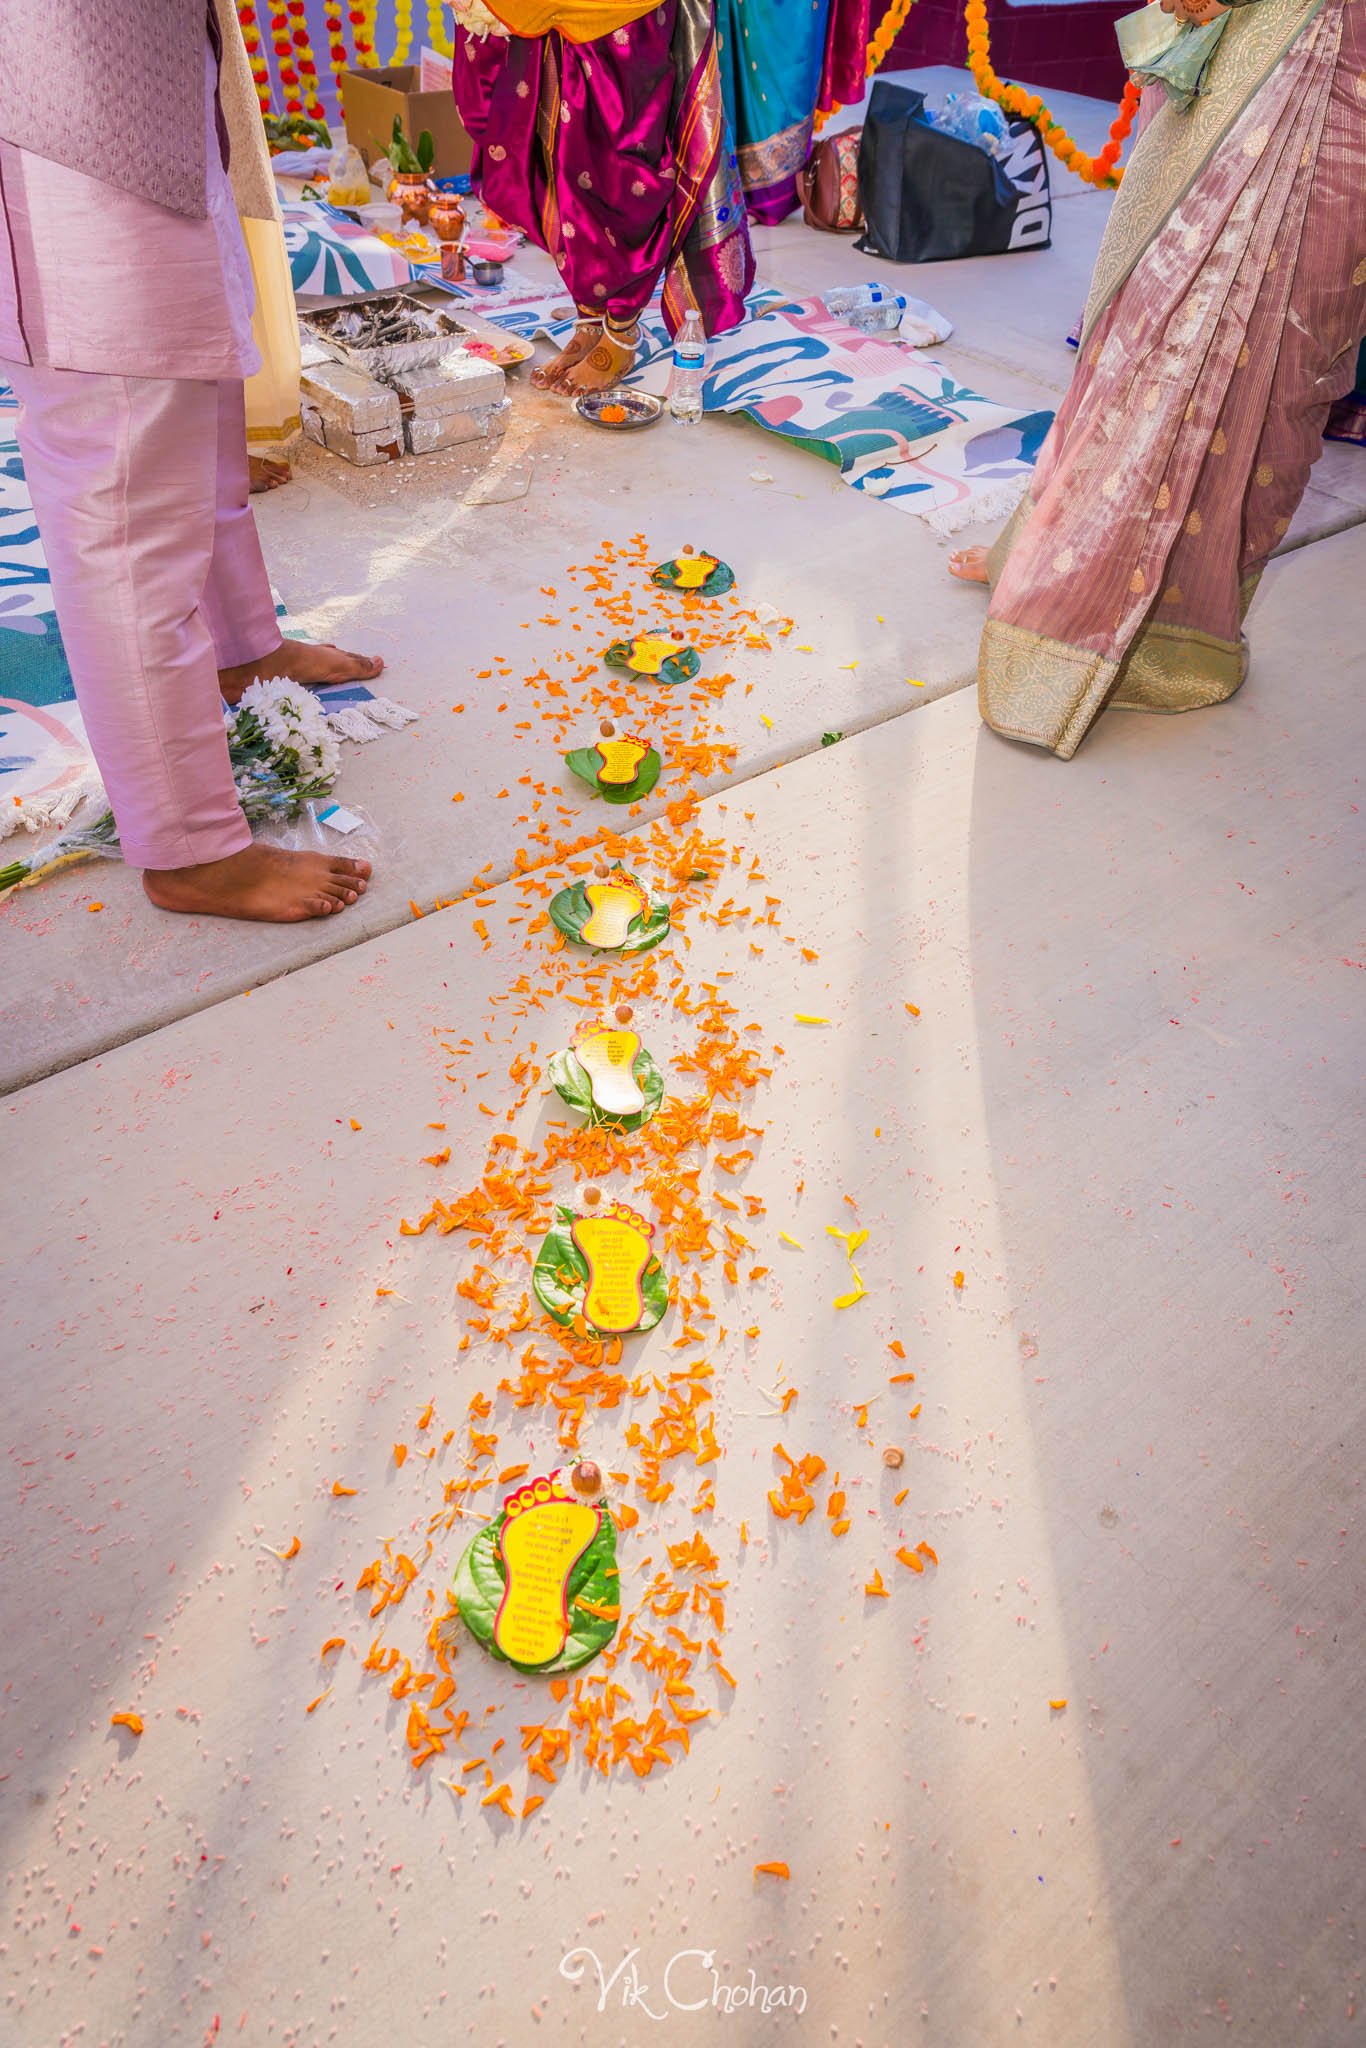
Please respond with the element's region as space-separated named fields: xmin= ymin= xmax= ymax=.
xmin=574 ymin=389 xmax=664 ymax=431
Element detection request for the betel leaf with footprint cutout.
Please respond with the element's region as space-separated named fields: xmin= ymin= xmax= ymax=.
xmin=650 ymin=551 xmax=735 ymax=597
xmin=453 ymin=1475 xmax=620 ymax=1675
xmin=565 ymin=733 xmax=663 ymax=805
xmin=548 ymin=1024 xmax=664 ymax=1132
xmin=532 ymin=1202 xmax=669 ymax=1335
xmin=549 ymin=867 xmax=671 ymax=954
xmin=602 ymin=635 xmax=701 ymax=688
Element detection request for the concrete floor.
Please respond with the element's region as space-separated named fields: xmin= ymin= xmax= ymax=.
xmin=2 ymin=72 xmax=1365 ymax=2048
xmin=2 ymin=68 xmax=1361 ymax=1093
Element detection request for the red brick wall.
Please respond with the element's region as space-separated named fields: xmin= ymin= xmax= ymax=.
xmin=885 ymin=0 xmax=1131 ymax=103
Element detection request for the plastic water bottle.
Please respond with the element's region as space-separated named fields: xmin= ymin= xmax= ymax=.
xmin=921 ymin=90 xmax=1010 ymax=159
xmin=821 ymin=282 xmax=908 ymax=335
xmin=669 ymin=311 xmax=706 ymax=423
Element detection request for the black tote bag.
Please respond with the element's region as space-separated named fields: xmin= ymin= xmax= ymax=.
xmin=855 ymin=80 xmax=1052 ymax=263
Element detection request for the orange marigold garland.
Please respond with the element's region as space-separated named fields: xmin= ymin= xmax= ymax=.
xmin=965 ymin=0 xmax=1141 ymax=188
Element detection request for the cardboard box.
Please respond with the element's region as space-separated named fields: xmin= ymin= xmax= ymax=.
xmin=338 ymin=66 xmax=473 ymax=181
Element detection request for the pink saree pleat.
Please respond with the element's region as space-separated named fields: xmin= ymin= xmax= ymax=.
xmin=978 ymin=0 xmax=1366 ymax=757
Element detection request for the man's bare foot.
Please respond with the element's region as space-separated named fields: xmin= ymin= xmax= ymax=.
xmin=563 ymin=329 xmax=638 ymax=396
xmin=947 ymin=547 xmax=990 ymax=585
xmin=219 ymin=637 xmax=384 ymax=706
xmin=531 ymin=321 xmax=602 ymax=391
xmin=143 ymin=843 xmax=371 ymax=922
xmin=249 ymin=455 xmax=292 ymax=493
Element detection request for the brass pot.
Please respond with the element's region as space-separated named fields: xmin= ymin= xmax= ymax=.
xmin=387 ymin=171 xmax=432 ymax=224
xmin=428 ymin=193 xmax=467 ymax=245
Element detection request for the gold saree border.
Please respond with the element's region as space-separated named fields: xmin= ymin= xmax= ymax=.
xmin=737 ymin=116 xmax=813 ymax=190
xmin=979 ymin=614 xmax=1247 ymax=756
xmin=978 ymin=619 xmax=1119 ymax=758
xmin=1082 ymin=0 xmax=1327 ymax=345
xmin=1108 ymin=620 xmax=1246 ymax=712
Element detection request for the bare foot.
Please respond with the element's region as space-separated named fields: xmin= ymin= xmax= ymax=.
xmin=219 ymin=637 xmax=384 ymax=706
xmin=531 ymin=322 xmax=602 ymax=391
xmin=249 ymin=456 xmax=292 ymax=493
xmin=563 ymin=330 xmax=638 ymax=396
xmin=948 ymin=546 xmax=990 ymax=585
xmin=143 ymin=843 xmax=371 ymax=922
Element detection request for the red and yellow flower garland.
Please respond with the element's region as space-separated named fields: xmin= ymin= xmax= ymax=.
xmin=244 ymin=0 xmax=379 ymax=115
xmin=965 ymin=0 xmax=1141 ymax=188
xmin=284 ymin=0 xmax=327 ymax=118
xmin=238 ymin=3 xmax=273 ymax=112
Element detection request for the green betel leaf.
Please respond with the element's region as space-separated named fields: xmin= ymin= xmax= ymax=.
xmin=548 ymin=876 xmax=592 ymax=943
xmin=417 ymin=129 xmax=435 ymax=172
xmin=564 ymin=746 xmax=662 ymax=806
xmin=650 ymin=555 xmax=735 ymax=597
xmin=638 ymin=1257 xmax=671 ymax=1330
xmin=531 ymin=1204 xmax=590 ymax=1325
xmin=548 ymin=874 xmax=672 ymax=955
xmin=548 ymin=1046 xmax=665 ymax=1132
xmin=532 ymin=1204 xmax=669 ymax=1334
xmin=620 ymin=899 xmax=671 ymax=955
xmin=453 ymin=1505 xmax=620 ymax=1674
xmin=546 ymin=1047 xmax=596 ymax=1118
xmin=659 ymin=650 xmax=701 ymax=688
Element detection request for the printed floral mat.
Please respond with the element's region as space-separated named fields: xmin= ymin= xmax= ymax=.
xmin=490 ymin=287 xmax=1053 ymax=536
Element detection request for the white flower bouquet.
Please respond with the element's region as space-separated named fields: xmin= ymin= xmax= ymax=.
xmin=450 ymin=0 xmax=511 ymax=38
xmin=0 ymin=679 xmax=346 ymax=899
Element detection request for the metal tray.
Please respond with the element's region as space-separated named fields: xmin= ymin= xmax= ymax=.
xmin=574 ymin=389 xmax=664 ymax=431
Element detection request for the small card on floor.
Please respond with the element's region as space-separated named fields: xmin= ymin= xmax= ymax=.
xmin=315 ymin=802 xmax=365 ymax=835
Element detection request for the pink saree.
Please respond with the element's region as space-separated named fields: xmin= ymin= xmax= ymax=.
xmin=453 ymin=0 xmax=755 ymax=338
xmin=979 ymin=0 xmax=1366 ymax=757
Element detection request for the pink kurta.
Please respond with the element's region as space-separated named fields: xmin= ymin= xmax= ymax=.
xmin=0 ymin=37 xmax=282 ymax=871
xmin=0 ymin=42 xmax=257 ymax=379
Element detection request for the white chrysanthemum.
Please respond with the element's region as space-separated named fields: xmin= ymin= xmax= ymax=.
xmin=451 ymin=0 xmax=510 ymax=37
xmin=233 ymin=676 xmax=342 ymax=785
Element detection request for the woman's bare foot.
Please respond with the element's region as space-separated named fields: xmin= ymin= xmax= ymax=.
xmin=947 ymin=546 xmax=990 ymax=585
xmin=143 ymin=843 xmax=371 ymax=922
xmin=249 ymin=456 xmax=292 ymax=493
xmin=219 ymin=637 xmax=384 ymax=706
xmin=563 ymin=329 xmax=638 ymax=396
xmin=531 ymin=322 xmax=602 ymax=391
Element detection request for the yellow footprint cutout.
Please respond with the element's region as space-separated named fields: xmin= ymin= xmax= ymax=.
xmin=494 ymin=1473 xmax=602 ymax=1668
xmin=623 ymin=635 xmax=679 ymax=677
xmin=572 ymin=1201 xmax=655 ymax=1333
xmin=594 ymin=734 xmax=649 ymax=786
xmin=574 ymin=1020 xmax=644 ymax=1117
xmin=672 ymin=553 xmax=718 ymax=591
xmin=580 ymin=870 xmax=649 ymax=949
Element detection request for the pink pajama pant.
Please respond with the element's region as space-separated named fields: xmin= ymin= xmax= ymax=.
xmin=5 ymin=365 xmax=283 ymax=870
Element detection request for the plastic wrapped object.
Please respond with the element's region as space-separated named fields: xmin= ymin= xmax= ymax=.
xmin=821 ymin=283 xmax=907 ymax=334
xmin=326 ymin=143 xmax=372 ymax=207
xmin=919 ymin=91 xmax=1010 ymax=160
xmin=255 ymin=796 xmax=385 ymax=871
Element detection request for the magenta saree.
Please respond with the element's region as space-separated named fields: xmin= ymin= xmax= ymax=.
xmin=453 ymin=0 xmax=755 ymax=337
xmin=978 ymin=0 xmax=1366 ymax=757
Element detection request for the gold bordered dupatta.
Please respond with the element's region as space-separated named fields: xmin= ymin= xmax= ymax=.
xmin=1084 ymin=0 xmax=1325 ymax=342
